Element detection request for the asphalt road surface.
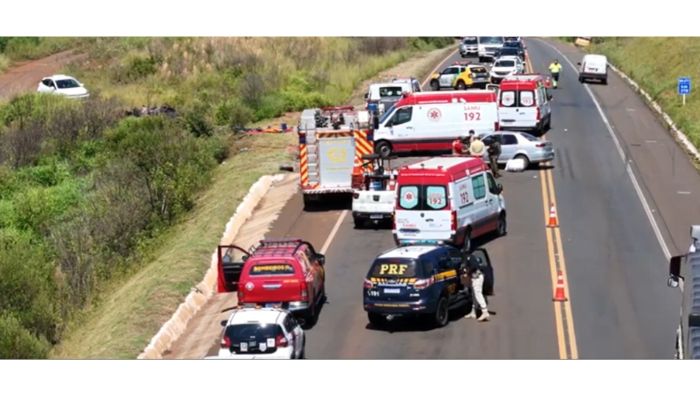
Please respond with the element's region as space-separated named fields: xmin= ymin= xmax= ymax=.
xmin=242 ymin=38 xmax=697 ymax=359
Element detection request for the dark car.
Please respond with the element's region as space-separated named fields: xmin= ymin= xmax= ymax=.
xmin=363 ymin=245 xmax=494 ymax=328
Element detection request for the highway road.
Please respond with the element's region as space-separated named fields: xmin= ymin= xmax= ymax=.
xmin=256 ymin=38 xmax=700 ymax=359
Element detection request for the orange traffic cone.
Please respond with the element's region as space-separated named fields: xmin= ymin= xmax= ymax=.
xmin=547 ymin=203 xmax=559 ymax=228
xmin=553 ymin=270 xmax=568 ymax=302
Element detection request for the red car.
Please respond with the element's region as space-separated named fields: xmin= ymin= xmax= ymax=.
xmin=232 ymin=239 xmax=326 ymax=326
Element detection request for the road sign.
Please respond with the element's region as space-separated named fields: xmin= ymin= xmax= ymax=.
xmin=678 ymin=77 xmax=691 ymax=95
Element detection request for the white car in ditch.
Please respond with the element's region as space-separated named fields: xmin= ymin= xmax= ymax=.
xmin=352 ymin=154 xmax=397 ymax=229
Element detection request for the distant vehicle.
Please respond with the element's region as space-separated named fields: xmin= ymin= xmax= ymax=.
xmin=365 ymin=78 xmax=420 ymax=117
xmin=477 ymin=131 xmax=555 ymax=169
xmin=363 ymin=244 xmax=494 ymax=327
xmin=218 ymin=307 xmax=305 ymax=359
xmin=373 ymin=91 xmax=499 ymax=157
xmin=497 ymin=74 xmax=553 ymax=133
xmin=352 ymin=154 xmax=398 ymax=229
xmin=502 ymin=41 xmax=526 ymax=59
xmin=460 ymin=36 xmax=479 ymax=57
xmin=37 ymin=74 xmax=89 ymax=99
xmin=578 ymin=54 xmax=608 ymax=84
xmin=452 ymin=64 xmax=490 ymax=90
xmin=495 ymin=46 xmax=524 ymax=62
xmin=393 ymin=157 xmax=506 ymax=253
xmin=477 ymin=37 xmax=505 ymax=62
xmin=220 ymin=239 xmax=326 ymax=326
xmin=429 ymin=63 xmax=469 ymax=90
xmin=490 ymin=56 xmax=525 ymax=83
xmin=297 ymin=106 xmax=374 ymax=209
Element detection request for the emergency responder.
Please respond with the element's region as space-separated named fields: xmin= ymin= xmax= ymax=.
xmin=548 ymin=59 xmax=562 ymax=88
xmin=487 ymin=135 xmax=502 ymax=178
xmin=469 ymin=131 xmax=486 ymax=158
xmin=464 ymin=254 xmax=490 ymax=322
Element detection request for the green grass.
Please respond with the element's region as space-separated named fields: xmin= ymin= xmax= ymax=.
xmin=591 ymin=38 xmax=700 ymax=150
xmin=51 ymin=133 xmax=295 ymax=359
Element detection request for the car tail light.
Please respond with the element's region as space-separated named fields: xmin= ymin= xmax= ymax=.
xmin=413 ymin=277 xmax=434 ymax=290
xmin=276 ymin=334 xmax=289 ymax=348
xmin=451 ymin=210 xmax=457 ymax=231
xmin=364 ymin=279 xmax=374 ymax=289
xmin=536 ymin=143 xmax=546 ymax=148
xmin=220 ymin=335 xmax=231 ymax=349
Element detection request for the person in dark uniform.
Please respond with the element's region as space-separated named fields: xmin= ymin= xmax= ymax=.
xmin=487 ymin=135 xmax=502 ymax=178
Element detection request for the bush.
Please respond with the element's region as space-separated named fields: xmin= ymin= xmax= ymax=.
xmin=0 ymin=313 xmax=51 ymax=359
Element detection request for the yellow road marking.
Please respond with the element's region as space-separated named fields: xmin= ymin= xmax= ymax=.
xmin=526 ymin=48 xmax=578 ymax=359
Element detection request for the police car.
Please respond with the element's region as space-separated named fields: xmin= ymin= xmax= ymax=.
xmin=363 ymin=244 xmax=494 ymax=327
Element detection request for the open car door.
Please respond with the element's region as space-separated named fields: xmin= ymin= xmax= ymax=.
xmin=217 ymin=245 xmax=251 ymax=293
xmin=470 ymin=248 xmax=494 ymax=296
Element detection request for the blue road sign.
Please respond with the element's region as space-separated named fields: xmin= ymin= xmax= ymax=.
xmin=678 ymin=77 xmax=691 ymax=95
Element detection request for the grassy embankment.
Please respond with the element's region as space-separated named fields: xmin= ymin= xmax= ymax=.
xmin=0 ymin=37 xmax=454 ymax=358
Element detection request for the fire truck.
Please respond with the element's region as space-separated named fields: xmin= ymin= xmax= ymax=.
xmin=297 ymin=106 xmax=375 ymax=209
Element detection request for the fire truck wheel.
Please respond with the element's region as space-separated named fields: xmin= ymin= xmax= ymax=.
xmin=375 ymin=141 xmax=392 ymax=158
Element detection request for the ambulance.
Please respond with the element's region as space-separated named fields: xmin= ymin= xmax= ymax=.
xmin=393 ymin=156 xmax=506 ymax=253
xmin=372 ymin=91 xmax=499 ymax=157
xmin=497 ymin=74 xmax=552 ymax=134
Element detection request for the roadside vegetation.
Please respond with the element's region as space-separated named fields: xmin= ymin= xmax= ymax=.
xmin=587 ymin=38 xmax=700 ymax=150
xmin=0 ymin=37 xmax=453 ymax=358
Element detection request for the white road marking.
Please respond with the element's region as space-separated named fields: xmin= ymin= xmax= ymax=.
xmin=536 ymin=39 xmax=673 ymax=261
xmin=320 ymin=210 xmax=348 ymax=254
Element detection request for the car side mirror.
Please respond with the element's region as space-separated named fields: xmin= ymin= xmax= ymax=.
xmin=668 ymin=255 xmax=684 ymax=288
xmin=316 ymin=254 xmax=326 ymax=266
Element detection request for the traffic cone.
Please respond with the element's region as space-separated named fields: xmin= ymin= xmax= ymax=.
xmin=547 ymin=203 xmax=559 ymax=228
xmin=553 ymin=270 xmax=568 ymax=302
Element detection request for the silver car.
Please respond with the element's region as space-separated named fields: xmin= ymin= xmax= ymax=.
xmin=478 ymin=131 xmax=555 ymax=169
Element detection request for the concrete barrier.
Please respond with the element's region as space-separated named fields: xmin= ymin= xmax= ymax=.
xmin=608 ymin=64 xmax=700 ymax=164
xmin=137 ymin=174 xmax=285 ymax=359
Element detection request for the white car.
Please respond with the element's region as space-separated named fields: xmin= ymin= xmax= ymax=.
xmin=217 ymin=307 xmax=305 ymax=359
xmin=490 ymin=57 xmax=525 ymax=84
xmin=37 ymin=74 xmax=89 ymax=99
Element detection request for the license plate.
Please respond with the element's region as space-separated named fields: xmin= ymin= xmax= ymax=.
xmin=384 ymin=288 xmax=400 ymax=294
xmin=370 ymin=214 xmax=384 ymax=220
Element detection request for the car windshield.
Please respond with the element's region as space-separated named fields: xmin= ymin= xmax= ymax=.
xmin=368 ymin=258 xmax=424 ymax=278
xmin=495 ymin=60 xmax=515 ymax=67
xmin=55 ymin=79 xmax=80 ymax=89
xmin=480 ymin=36 xmax=504 ymax=45
xmin=379 ymin=104 xmax=396 ymax=124
xmin=379 ymin=86 xmax=404 ymax=98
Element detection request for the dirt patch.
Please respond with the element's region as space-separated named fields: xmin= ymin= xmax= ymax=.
xmin=0 ymin=50 xmax=85 ymax=101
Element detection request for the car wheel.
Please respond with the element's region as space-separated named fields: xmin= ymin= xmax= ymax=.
xmin=368 ymin=312 xmax=385 ymax=327
xmin=434 ymin=296 xmax=449 ymax=327
xmin=430 ymin=80 xmax=440 ymax=91
xmin=374 ymin=140 xmax=392 ymax=158
xmin=497 ymin=213 xmax=507 ymax=237
xmin=456 ymin=80 xmax=467 ymax=90
xmin=515 ymin=154 xmax=530 ymax=170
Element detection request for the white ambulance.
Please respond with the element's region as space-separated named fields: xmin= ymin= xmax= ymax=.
xmin=393 ymin=156 xmax=506 ymax=253
xmin=373 ymin=91 xmax=499 ymax=157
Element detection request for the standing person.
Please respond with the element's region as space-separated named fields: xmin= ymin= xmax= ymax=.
xmin=464 ymin=254 xmax=490 ymax=322
xmin=487 ymin=135 xmax=502 ymax=178
xmin=469 ymin=131 xmax=486 ymax=158
xmin=548 ymin=59 xmax=562 ymax=88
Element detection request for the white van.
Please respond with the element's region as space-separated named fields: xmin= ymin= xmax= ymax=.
xmin=373 ymin=91 xmax=499 ymax=157
xmin=497 ymin=74 xmax=552 ymax=133
xmin=393 ymin=157 xmax=506 ymax=253
xmin=578 ymin=54 xmax=608 ymax=84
